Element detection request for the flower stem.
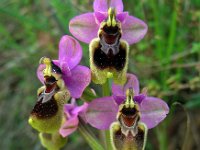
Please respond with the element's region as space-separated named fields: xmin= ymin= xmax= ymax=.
xmin=102 ymin=79 xmax=110 ymax=96
xmin=156 ymin=125 xmax=168 ymax=150
xmin=105 ymin=130 xmax=112 ymax=150
xmin=78 ymin=120 xmax=104 ymax=150
xmin=102 ymin=79 xmax=112 ymax=150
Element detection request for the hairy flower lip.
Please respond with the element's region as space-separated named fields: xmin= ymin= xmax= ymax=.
xmin=100 ymin=26 xmax=121 ymax=45
xmin=44 ymin=76 xmax=57 ymax=83
xmin=121 ymin=114 xmax=138 ymax=127
xmin=31 ymin=96 xmax=58 ymax=119
xmin=120 ymin=115 xmax=138 ymax=129
xmin=102 ymin=25 xmax=120 ymax=35
xmin=121 ymin=107 xmax=138 ymax=117
xmin=45 ymin=83 xmax=57 ymax=94
xmin=121 ymin=113 xmax=138 ymax=119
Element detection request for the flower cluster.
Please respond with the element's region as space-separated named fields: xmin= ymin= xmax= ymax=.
xmin=29 ymin=0 xmax=169 ymax=150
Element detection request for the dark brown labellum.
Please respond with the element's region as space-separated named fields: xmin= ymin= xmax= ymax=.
xmin=44 ymin=76 xmax=57 ymax=93
xmin=111 ymin=122 xmax=147 ymax=150
xmin=31 ymin=95 xmax=58 ymax=119
xmin=120 ymin=107 xmax=139 ymax=127
xmin=121 ymin=114 xmax=137 ymax=127
xmin=93 ymin=42 xmax=126 ymax=71
xmin=100 ymin=25 xmax=121 ymax=45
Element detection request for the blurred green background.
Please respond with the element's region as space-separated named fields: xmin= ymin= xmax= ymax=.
xmin=0 ymin=0 xmax=200 ymax=150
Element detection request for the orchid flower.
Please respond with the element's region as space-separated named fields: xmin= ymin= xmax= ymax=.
xmin=29 ymin=36 xmax=90 ymax=134
xmin=89 ymin=7 xmax=129 ymax=85
xmin=69 ymin=0 xmax=147 ymax=44
xmin=110 ymin=88 xmax=148 ymax=150
xmin=37 ymin=35 xmax=91 ymax=98
xmin=85 ymin=73 xmax=169 ymax=130
xmin=59 ymin=99 xmax=88 ymax=137
xmin=29 ymin=57 xmax=70 ymax=133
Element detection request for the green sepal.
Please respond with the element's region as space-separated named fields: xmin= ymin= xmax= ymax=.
xmin=28 ymin=110 xmax=63 ymax=134
xmin=39 ymin=132 xmax=67 ymax=150
xmin=81 ymin=87 xmax=98 ymax=102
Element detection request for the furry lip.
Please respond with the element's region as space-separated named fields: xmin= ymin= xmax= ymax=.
xmin=44 ymin=76 xmax=57 ymax=93
xmin=121 ymin=113 xmax=138 ymax=127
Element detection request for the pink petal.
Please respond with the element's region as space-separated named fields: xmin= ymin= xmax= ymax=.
xmin=93 ymin=0 xmax=108 ymax=12
xmin=72 ymin=103 xmax=88 ymax=116
xmin=58 ymin=35 xmax=82 ymax=70
xmin=94 ymin=12 xmax=107 ymax=24
xmin=110 ymin=0 xmax=123 ymax=13
xmin=36 ymin=60 xmax=71 ymax=83
xmin=37 ymin=64 xmax=45 ymax=83
xmin=86 ymin=97 xmax=118 ymax=130
xmin=112 ymin=95 xmax=125 ymax=105
xmin=64 ymin=103 xmax=76 ymax=118
xmin=95 ymin=12 xmax=127 ymax=25
xmin=140 ymin=97 xmax=169 ymax=129
xmin=116 ymin=12 xmax=128 ymax=23
xmin=134 ymin=94 xmax=146 ymax=104
xmin=69 ymin=13 xmax=99 ymax=44
xmin=63 ymin=65 xmax=91 ymax=98
xmin=59 ymin=116 xmax=78 ymax=137
xmin=52 ymin=60 xmax=72 ymax=77
xmin=112 ymin=73 xmax=140 ymax=98
xmin=121 ymin=15 xmax=148 ymax=44
xmin=74 ymin=103 xmax=89 ymax=123
xmin=58 ymin=61 xmax=71 ymax=76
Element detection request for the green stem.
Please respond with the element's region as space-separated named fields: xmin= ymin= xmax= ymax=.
xmin=99 ymin=130 xmax=106 ymax=148
xmin=102 ymin=79 xmax=112 ymax=150
xmin=78 ymin=121 xmax=104 ymax=150
xmin=102 ymin=79 xmax=110 ymax=96
xmin=105 ymin=130 xmax=112 ymax=150
xmin=156 ymin=125 xmax=168 ymax=150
